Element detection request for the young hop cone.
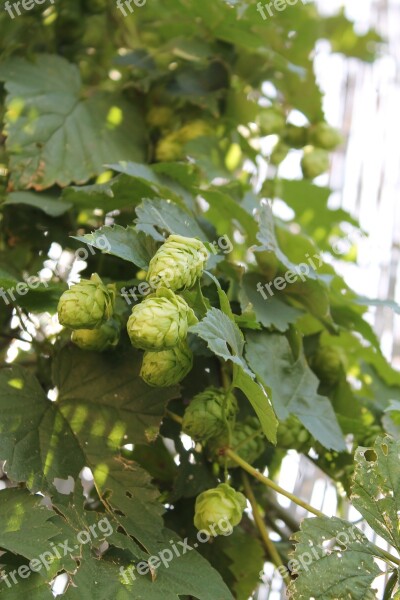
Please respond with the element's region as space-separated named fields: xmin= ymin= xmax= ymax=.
xmin=127 ymin=287 xmax=197 ymax=351
xmin=146 ymin=235 xmax=208 ymax=291
xmin=140 ymin=343 xmax=193 ymax=387
xmin=277 ymin=415 xmax=312 ymax=453
xmin=194 ymin=483 xmax=246 ymax=536
xmin=208 ymin=417 xmax=265 ymax=468
xmin=57 ymin=273 xmax=115 ymax=330
xmin=309 ymin=122 xmax=343 ymax=151
xmin=310 ymin=346 xmax=343 ymax=387
xmin=301 ymin=147 xmax=330 ymax=179
xmin=182 ymin=387 xmax=238 ymax=443
xmin=71 ymin=318 xmax=120 ymax=352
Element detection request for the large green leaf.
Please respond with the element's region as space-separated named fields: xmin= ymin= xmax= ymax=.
xmin=245 ymin=332 xmax=346 ymax=451
xmin=135 ymin=198 xmax=206 ymax=241
xmin=288 ymin=516 xmax=382 ymax=600
xmin=351 ymin=436 xmax=400 ymax=551
xmin=0 ymin=55 xmax=146 ymax=190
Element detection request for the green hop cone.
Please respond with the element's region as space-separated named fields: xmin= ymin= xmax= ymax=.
xmin=194 ymin=483 xmax=246 ymax=535
xmin=140 ymin=342 xmax=193 ymax=387
xmin=146 ymin=106 xmax=174 ymax=129
xmin=310 ymin=346 xmax=343 ymax=386
xmin=57 ymin=274 xmax=115 ymax=330
xmin=309 ymin=122 xmax=343 ymax=150
xmin=301 ymin=147 xmax=330 ymax=179
xmin=182 ymin=387 xmax=238 ymax=442
xmin=258 ymin=107 xmax=286 ymax=136
xmin=127 ymin=287 xmax=197 ymax=351
xmin=147 ymin=235 xmax=208 ymax=291
xmin=277 ymin=415 xmax=312 ymax=452
xmin=177 ymin=120 xmax=212 ymax=143
xmin=155 ymin=133 xmax=183 ymax=161
xmin=282 ymin=124 xmax=308 ymax=148
xmin=208 ymin=418 xmax=265 ymax=468
xmin=71 ymin=318 xmax=120 ymax=352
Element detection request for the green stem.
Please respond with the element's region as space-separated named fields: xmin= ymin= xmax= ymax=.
xmin=242 ymin=473 xmax=291 ymax=586
xmin=226 ymin=448 xmax=324 ymax=518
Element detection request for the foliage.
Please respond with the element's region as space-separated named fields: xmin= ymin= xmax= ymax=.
xmin=0 ymin=0 xmax=398 ymax=598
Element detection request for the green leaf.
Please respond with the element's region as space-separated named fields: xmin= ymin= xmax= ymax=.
xmin=73 ymin=225 xmax=157 ymax=269
xmin=239 ymin=272 xmax=303 ymax=332
xmin=135 ymin=198 xmax=206 ymax=241
xmin=245 ymin=332 xmax=346 ymax=451
xmin=189 ymin=307 xmax=251 ymax=376
xmin=351 ymin=435 xmax=400 ymax=551
xmin=0 ymin=55 xmax=146 ymax=190
xmin=224 ymin=528 xmax=265 ymax=600
xmin=198 ymin=189 xmax=258 ymax=242
xmin=288 ymin=516 xmax=382 ymax=600
xmin=0 ymin=348 xmax=176 ymax=491
xmin=4 ymin=192 xmax=72 ymax=217
xmin=0 ymin=488 xmax=60 ymax=561
xmin=233 ymin=366 xmax=277 ymax=445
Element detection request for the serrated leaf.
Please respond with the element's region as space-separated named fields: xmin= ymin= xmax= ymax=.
xmin=245 ymin=332 xmax=346 ymax=451
xmin=189 ymin=307 xmax=251 ymax=376
xmin=351 ymin=436 xmax=400 ymax=551
xmin=73 ymin=225 xmax=157 ymax=269
xmin=0 ymin=55 xmax=145 ymax=190
xmin=224 ymin=528 xmax=265 ymax=600
xmin=135 ymin=198 xmax=206 ymax=241
xmin=288 ymin=516 xmax=382 ymax=600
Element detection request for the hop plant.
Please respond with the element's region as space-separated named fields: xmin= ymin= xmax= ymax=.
xmin=71 ymin=318 xmax=120 ymax=352
xmin=194 ymin=483 xmax=246 ymax=535
xmin=127 ymin=287 xmax=197 ymax=351
xmin=301 ymin=147 xmax=330 ymax=179
xmin=311 ymin=346 xmax=343 ymax=386
xmin=177 ymin=120 xmax=212 ymax=143
xmin=140 ymin=342 xmax=193 ymax=387
xmin=57 ymin=274 xmax=115 ymax=330
xmin=309 ymin=122 xmax=343 ymax=150
xmin=277 ymin=416 xmax=312 ymax=452
xmin=208 ymin=417 xmax=265 ymax=468
xmin=146 ymin=235 xmax=208 ymax=291
xmin=182 ymin=387 xmax=238 ymax=442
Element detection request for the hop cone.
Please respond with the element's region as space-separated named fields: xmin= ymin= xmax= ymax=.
xmin=194 ymin=483 xmax=246 ymax=535
xmin=309 ymin=122 xmax=343 ymax=151
xmin=277 ymin=416 xmax=312 ymax=452
xmin=57 ymin=273 xmax=115 ymax=330
xmin=259 ymin=108 xmax=286 ymax=136
xmin=127 ymin=287 xmax=197 ymax=351
xmin=140 ymin=343 xmax=193 ymax=387
xmin=311 ymin=346 xmax=343 ymax=386
xmin=301 ymin=148 xmax=330 ymax=179
xmin=155 ymin=132 xmax=183 ymax=161
xmin=147 ymin=235 xmax=208 ymax=291
xmin=71 ymin=318 xmax=120 ymax=352
xmin=182 ymin=387 xmax=238 ymax=442
xmin=209 ymin=417 xmax=265 ymax=468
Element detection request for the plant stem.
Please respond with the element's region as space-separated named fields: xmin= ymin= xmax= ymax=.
xmin=165 ymin=409 xmax=183 ymax=425
xmin=226 ymin=448 xmax=324 ymax=518
xmin=242 ymin=473 xmax=291 ymax=586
